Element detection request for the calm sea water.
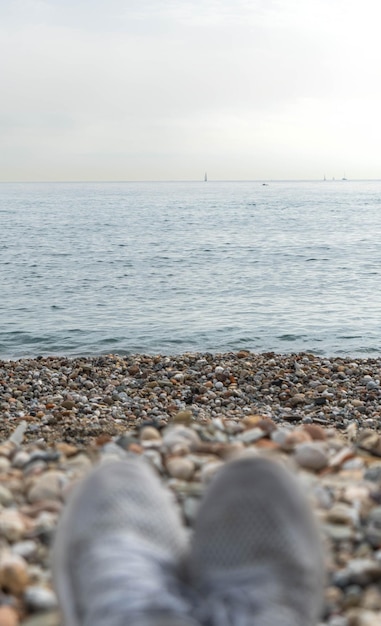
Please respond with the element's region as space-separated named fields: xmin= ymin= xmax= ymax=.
xmin=1 ymin=180 xmax=381 ymax=360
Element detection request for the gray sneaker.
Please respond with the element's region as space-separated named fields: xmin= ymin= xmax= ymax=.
xmin=188 ymin=456 xmax=324 ymax=626
xmin=53 ymin=458 xmax=198 ymax=626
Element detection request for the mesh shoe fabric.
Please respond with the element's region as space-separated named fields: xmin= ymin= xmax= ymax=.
xmin=53 ymin=458 xmax=197 ymax=626
xmin=188 ymin=456 xmax=324 ymax=626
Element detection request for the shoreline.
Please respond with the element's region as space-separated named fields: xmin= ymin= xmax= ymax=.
xmin=3 ymin=348 xmax=381 ymax=363
xmin=1 ymin=351 xmax=381 ymax=624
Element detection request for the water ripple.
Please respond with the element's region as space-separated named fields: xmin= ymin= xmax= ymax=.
xmin=1 ymin=180 xmax=381 ymax=358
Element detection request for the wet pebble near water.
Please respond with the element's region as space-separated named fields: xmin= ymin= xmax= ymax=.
xmin=1 ymin=351 xmax=381 ymax=623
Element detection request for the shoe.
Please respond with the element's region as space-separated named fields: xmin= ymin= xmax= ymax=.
xmin=187 ymin=456 xmax=324 ymax=626
xmin=53 ymin=457 xmax=198 ymax=626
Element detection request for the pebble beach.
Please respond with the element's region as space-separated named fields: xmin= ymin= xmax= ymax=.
xmin=1 ymin=350 xmax=381 ymax=625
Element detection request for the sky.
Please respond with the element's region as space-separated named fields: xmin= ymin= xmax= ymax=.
xmin=1 ymin=0 xmax=381 ymax=181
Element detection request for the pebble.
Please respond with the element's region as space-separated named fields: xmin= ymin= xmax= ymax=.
xmin=166 ymin=457 xmax=195 ymax=480
xmin=333 ymin=559 xmax=381 ymax=587
xmin=294 ymin=442 xmax=329 ymax=471
xmin=140 ymin=426 xmax=162 ymax=442
xmin=1 ymin=351 xmax=381 ymax=623
xmin=237 ymin=427 xmax=266 ymax=444
xmin=0 ymin=606 xmax=19 ymax=626
xmin=8 ymin=421 xmax=27 ymax=447
xmin=0 ymin=511 xmax=26 ymax=542
xmin=24 ymin=586 xmax=58 ymax=611
xmin=162 ymin=426 xmax=200 ymax=454
xmin=62 ymin=453 xmax=92 ymax=475
xmin=0 ymin=552 xmax=29 ymax=594
xmin=12 ymin=451 xmax=31 ymax=468
xmin=283 ymin=429 xmax=313 ymax=449
xmin=200 ymin=460 xmax=224 ymax=483
xmin=361 ymin=586 xmax=381 ymax=610
xmin=12 ymin=540 xmax=39 ymax=560
xmin=0 ymin=485 xmax=13 ymax=506
xmin=326 ymin=503 xmax=358 ymax=527
xmin=364 ymin=465 xmax=381 ymax=483
xmin=27 ymin=471 xmax=66 ymax=504
xmin=324 ymin=523 xmax=355 ymax=542
xmin=0 ymin=457 xmax=11 ymax=472
xmin=346 ymin=608 xmax=381 ymax=626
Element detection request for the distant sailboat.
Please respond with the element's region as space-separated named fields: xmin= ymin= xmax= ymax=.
xmin=204 ymin=172 xmax=207 ymax=182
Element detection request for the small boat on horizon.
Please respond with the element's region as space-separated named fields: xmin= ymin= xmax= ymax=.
xmin=204 ymin=172 xmax=207 ymax=182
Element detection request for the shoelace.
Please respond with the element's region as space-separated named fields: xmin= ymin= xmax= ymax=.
xmin=72 ymin=534 xmax=192 ymax=626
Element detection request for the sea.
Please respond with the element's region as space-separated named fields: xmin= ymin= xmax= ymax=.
xmin=1 ymin=180 xmax=381 ymax=361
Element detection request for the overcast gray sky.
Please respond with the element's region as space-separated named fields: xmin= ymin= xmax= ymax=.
xmin=1 ymin=0 xmax=381 ymax=181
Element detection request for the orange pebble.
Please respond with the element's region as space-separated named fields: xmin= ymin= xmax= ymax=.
xmin=0 ymin=605 xmax=19 ymax=626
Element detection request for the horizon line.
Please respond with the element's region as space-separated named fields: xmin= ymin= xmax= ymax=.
xmin=1 ymin=178 xmax=381 ymax=184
